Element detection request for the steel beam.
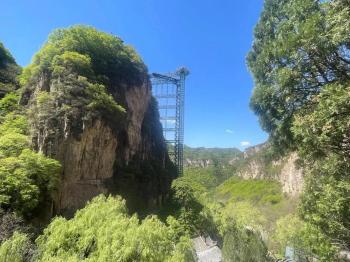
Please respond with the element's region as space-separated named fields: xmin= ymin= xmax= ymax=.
xmin=150 ymin=68 xmax=189 ymax=177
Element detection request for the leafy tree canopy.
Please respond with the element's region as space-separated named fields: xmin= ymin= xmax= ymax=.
xmin=0 ymin=231 xmax=34 ymax=262
xmin=248 ymin=0 xmax=350 ymax=259
xmin=20 ymin=26 xmax=135 ymax=137
xmin=248 ymin=0 xmax=350 ymax=150
xmin=0 ymin=93 xmax=20 ymax=117
xmin=34 ymin=195 xmax=194 ymax=262
xmin=20 ymin=25 xmax=146 ymax=88
xmin=0 ymin=93 xmax=61 ymax=217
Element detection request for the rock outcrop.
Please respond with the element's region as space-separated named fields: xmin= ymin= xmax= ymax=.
xmin=185 ymin=159 xmax=213 ymax=168
xmin=278 ymin=153 xmax=304 ymax=196
xmin=239 ymin=146 xmax=304 ymax=196
xmin=21 ymin=26 xmax=175 ymax=217
xmin=26 ymin=75 xmax=174 ymax=216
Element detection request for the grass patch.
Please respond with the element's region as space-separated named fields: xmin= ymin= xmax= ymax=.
xmin=217 ymin=176 xmax=283 ymax=205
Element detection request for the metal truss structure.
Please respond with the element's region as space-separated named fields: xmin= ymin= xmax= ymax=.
xmin=151 ymin=68 xmax=189 ymax=177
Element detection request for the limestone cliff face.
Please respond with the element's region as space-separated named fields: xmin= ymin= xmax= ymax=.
xmin=185 ymin=159 xmax=213 ymax=168
xmin=238 ymin=160 xmax=265 ymax=180
xmin=277 ymin=153 xmax=304 ymax=196
xmin=239 ymin=146 xmax=304 ymax=197
xmin=25 ymin=74 xmax=174 ymax=216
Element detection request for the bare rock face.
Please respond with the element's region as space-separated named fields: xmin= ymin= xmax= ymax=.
xmin=243 ymin=143 xmax=268 ymax=159
xmin=56 ymin=120 xmax=117 ymax=214
xmin=124 ymin=85 xmax=151 ymax=162
xmin=185 ymin=159 xmax=213 ymax=168
xmin=25 ymin=75 xmax=174 ymax=217
xmin=239 ymin=160 xmax=265 ymax=180
xmin=278 ymin=153 xmax=304 ymax=196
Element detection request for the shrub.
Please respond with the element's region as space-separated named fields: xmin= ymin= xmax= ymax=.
xmin=0 ymin=149 xmax=60 ymax=216
xmin=0 ymin=232 xmax=33 ymax=262
xmin=35 ymin=195 xmax=194 ymax=262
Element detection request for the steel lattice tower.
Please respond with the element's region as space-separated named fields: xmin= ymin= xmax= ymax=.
xmin=151 ymin=68 xmax=189 ymax=177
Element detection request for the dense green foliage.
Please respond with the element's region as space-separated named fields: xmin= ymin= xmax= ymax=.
xmin=293 ymin=85 xmax=350 ymax=254
xmin=163 ymin=167 xmax=293 ymax=261
xmin=248 ymin=0 xmax=350 ymax=150
xmin=0 ymin=93 xmax=21 ymax=117
xmin=216 ymin=174 xmax=298 ymax=258
xmin=20 ymin=25 xmax=145 ymax=88
xmin=20 ymin=26 xmax=146 ymax=144
xmin=223 ymin=226 xmax=272 ymax=262
xmin=218 ymin=177 xmax=283 ymax=205
xmin=0 ymin=93 xmax=61 ymax=217
xmin=0 ymin=43 xmax=21 ymax=95
xmin=0 ymin=195 xmax=194 ymax=262
xmin=248 ymin=0 xmax=350 ymax=260
xmin=0 ymin=232 xmax=33 ymax=262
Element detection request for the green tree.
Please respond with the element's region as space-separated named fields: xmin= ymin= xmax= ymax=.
xmin=0 ymin=149 xmax=61 ymax=216
xmin=0 ymin=93 xmax=61 ymax=217
xmin=20 ymin=25 xmax=146 ymax=88
xmin=272 ymin=214 xmax=305 ymax=257
xmin=170 ymin=179 xmax=204 ymax=235
xmin=20 ymin=26 xmax=130 ymax=145
xmin=35 ymin=195 xmax=194 ymax=262
xmin=248 ymin=0 xmax=350 ymax=259
xmin=0 ymin=113 xmax=28 ymax=136
xmin=0 ymin=93 xmax=20 ymax=118
xmin=0 ymin=43 xmax=21 ymax=95
xmin=247 ymin=0 xmax=350 ymax=150
xmin=299 ymin=157 xmax=350 ymax=257
xmin=0 ymin=133 xmax=29 ymax=158
xmin=222 ymin=225 xmax=272 ymax=262
xmin=292 ymin=84 xmax=350 ymax=257
xmin=0 ymin=232 xmax=33 ymax=262
xmin=293 ymin=83 xmax=350 ymax=160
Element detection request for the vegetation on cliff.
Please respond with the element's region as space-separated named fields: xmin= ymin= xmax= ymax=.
xmin=0 ymin=28 xmax=184 ymax=261
xmin=20 ymin=26 xmax=136 ymax=149
xmin=248 ymin=0 xmax=350 ymax=260
xmin=0 ymin=43 xmax=21 ymax=96
xmin=20 ymin=25 xmax=145 ymax=88
xmin=0 ymin=92 xmax=61 ymax=218
xmin=1 ymin=1 xmax=349 ymax=259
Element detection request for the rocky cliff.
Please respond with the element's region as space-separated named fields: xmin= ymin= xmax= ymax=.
xmin=238 ymin=144 xmax=304 ymax=197
xmin=20 ymin=26 xmax=175 ymax=216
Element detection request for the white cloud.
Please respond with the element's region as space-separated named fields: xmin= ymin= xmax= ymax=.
xmin=240 ymin=141 xmax=251 ymax=147
xmin=225 ymin=129 xmax=233 ymax=134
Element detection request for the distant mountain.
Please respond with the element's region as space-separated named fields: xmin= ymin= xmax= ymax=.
xmin=184 ymin=146 xmax=243 ymax=168
xmin=184 ymin=143 xmax=304 ymax=196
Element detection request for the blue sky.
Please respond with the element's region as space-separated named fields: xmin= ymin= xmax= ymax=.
xmin=0 ymin=0 xmax=267 ymax=149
